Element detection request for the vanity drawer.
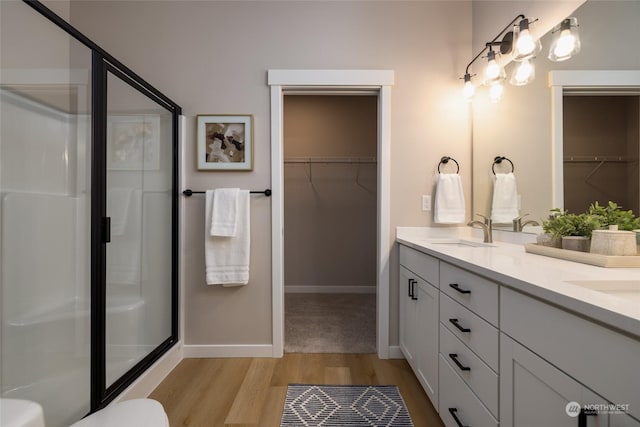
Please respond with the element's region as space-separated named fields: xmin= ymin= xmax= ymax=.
xmin=399 ymin=244 xmax=439 ymax=286
xmin=439 ymin=354 xmax=498 ymax=427
xmin=440 ymin=293 xmax=499 ymax=371
xmin=440 ymin=262 xmax=498 ymax=326
xmin=440 ymin=323 xmax=499 ymax=418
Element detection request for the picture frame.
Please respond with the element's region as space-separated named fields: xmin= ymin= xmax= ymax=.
xmin=197 ymin=114 xmax=253 ymax=171
xmin=107 ymin=115 xmax=160 ymax=170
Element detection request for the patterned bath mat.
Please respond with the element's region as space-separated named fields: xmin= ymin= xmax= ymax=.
xmin=281 ymin=384 xmax=414 ymax=426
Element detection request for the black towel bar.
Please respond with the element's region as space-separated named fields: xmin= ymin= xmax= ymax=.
xmin=492 ymin=156 xmax=515 ymax=175
xmin=182 ymin=189 xmax=272 ymax=197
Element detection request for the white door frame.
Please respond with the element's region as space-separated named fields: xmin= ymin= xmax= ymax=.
xmin=268 ymin=69 xmax=395 ymax=359
xmin=550 ymin=70 xmax=640 ymax=209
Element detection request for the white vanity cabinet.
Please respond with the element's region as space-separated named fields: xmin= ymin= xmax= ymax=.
xmin=397 ymin=239 xmax=640 ymax=427
xmin=398 ymin=246 xmax=440 ymax=408
xmin=501 ymin=286 xmax=640 ymax=427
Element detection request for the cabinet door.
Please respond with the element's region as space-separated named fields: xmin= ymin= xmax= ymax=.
xmin=414 ymin=281 xmax=439 ymax=408
xmin=399 ymin=267 xmax=418 ymax=367
xmin=501 ymin=333 xmax=609 ymax=427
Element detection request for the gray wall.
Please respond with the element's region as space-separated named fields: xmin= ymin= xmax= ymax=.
xmin=69 ymin=1 xmax=472 ymax=348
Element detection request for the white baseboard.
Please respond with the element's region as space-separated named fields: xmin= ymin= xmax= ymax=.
xmin=388 ymin=346 xmax=404 ymax=359
xmin=114 ymin=341 xmax=183 ymax=402
xmin=285 ymin=285 xmax=376 ymax=294
xmin=183 ymin=344 xmax=274 ymax=358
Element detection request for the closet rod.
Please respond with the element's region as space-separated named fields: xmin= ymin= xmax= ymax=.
xmin=182 ymin=189 xmax=272 ymax=197
xmin=563 ymin=155 xmax=631 ymax=162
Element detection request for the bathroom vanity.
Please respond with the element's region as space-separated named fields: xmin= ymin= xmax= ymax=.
xmin=397 ymin=227 xmax=640 ymax=427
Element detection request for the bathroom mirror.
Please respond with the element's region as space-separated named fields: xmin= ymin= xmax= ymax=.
xmin=471 ymin=0 xmax=640 ymax=231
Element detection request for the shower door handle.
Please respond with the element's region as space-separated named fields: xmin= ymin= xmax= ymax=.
xmin=102 ymin=217 xmax=111 ymax=243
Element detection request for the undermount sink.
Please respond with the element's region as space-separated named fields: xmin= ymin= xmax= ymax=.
xmin=565 ymin=280 xmax=640 ymax=303
xmin=421 ymin=238 xmax=495 ymax=248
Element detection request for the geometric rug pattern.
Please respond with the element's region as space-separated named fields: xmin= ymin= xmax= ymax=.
xmin=281 ymin=385 xmax=414 ymax=426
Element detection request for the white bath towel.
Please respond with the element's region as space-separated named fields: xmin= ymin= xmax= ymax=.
xmin=210 ymin=188 xmax=240 ymax=237
xmin=491 ymin=172 xmax=519 ymax=223
xmin=205 ymin=189 xmax=250 ymax=286
xmin=434 ymin=173 xmax=466 ymax=224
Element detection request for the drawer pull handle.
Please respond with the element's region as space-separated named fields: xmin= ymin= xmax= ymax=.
xmin=449 ymin=353 xmax=471 ymax=371
xmin=578 ymin=408 xmax=598 ymax=427
xmin=408 ymin=278 xmax=413 ymax=298
xmin=411 ymin=279 xmax=418 ymax=300
xmin=449 ymin=283 xmax=471 ymax=294
xmin=449 ymin=318 xmax=471 ymax=333
xmin=448 ymin=408 xmax=468 ymax=427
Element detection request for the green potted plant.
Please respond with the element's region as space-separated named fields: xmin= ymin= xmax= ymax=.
xmin=541 ymin=209 xmax=600 ymax=252
xmin=587 ymin=201 xmax=640 ymax=231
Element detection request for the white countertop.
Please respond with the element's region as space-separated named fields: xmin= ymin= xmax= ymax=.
xmin=397 ymin=227 xmax=640 ymax=338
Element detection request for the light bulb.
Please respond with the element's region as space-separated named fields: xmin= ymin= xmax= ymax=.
xmin=510 ymin=59 xmax=535 ymax=86
xmin=463 ymin=80 xmax=475 ymax=99
xmin=484 ymin=50 xmax=506 ymax=85
xmin=489 ymin=82 xmax=504 ymax=103
xmin=516 ymin=29 xmax=535 ymax=56
xmin=554 ymin=29 xmax=576 ymax=58
xmin=513 ymin=18 xmax=541 ymax=61
xmin=486 ymin=58 xmax=500 ymax=80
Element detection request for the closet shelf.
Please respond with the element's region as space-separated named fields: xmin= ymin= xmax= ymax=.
xmin=284 ymin=156 xmax=376 ymax=164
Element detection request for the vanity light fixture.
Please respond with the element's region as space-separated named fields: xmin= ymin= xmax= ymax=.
xmin=461 ymin=13 xmax=581 ymax=100
xmin=548 ymin=17 xmax=581 ymax=62
xmin=513 ymin=18 xmax=542 ymax=61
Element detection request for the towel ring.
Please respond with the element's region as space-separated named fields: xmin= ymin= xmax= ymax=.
xmin=492 ymin=156 xmax=514 ymax=175
xmin=438 ymin=156 xmax=460 ymax=174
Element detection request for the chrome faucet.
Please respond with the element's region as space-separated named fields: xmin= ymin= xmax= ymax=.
xmin=512 ymin=214 xmax=540 ymax=232
xmin=468 ymin=214 xmax=493 ymax=243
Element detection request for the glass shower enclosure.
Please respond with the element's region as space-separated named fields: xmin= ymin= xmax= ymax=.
xmin=0 ymin=2 xmax=180 ymax=426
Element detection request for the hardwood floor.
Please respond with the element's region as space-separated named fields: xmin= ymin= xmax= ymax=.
xmin=149 ymin=353 xmax=444 ymax=427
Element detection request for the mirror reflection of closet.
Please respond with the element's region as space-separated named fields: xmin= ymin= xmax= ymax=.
xmin=562 ymin=91 xmax=640 ymax=213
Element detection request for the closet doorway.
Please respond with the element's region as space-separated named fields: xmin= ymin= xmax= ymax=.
xmin=562 ymin=93 xmax=639 ymax=213
xmin=283 ymin=94 xmax=377 ymax=354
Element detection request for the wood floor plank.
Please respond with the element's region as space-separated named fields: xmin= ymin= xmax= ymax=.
xmin=225 ymin=358 xmax=278 ymax=425
xmin=256 ymin=386 xmax=287 ymax=427
xmin=323 ymin=367 xmax=352 ymax=384
xmin=151 ymin=354 xmax=442 ymax=427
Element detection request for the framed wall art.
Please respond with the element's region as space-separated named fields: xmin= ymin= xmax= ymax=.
xmin=197 ymin=114 xmax=253 ymax=171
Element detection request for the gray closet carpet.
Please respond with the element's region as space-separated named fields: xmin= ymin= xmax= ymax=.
xmin=284 ymin=293 xmax=376 ymax=354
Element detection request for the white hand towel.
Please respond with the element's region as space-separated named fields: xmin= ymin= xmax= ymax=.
xmin=210 ymin=188 xmax=240 ymax=237
xmin=205 ymin=189 xmax=250 ymax=285
xmin=106 ymin=189 xmax=142 ymax=285
xmin=491 ymin=172 xmax=519 ymax=223
xmin=434 ymin=173 xmax=466 ymax=224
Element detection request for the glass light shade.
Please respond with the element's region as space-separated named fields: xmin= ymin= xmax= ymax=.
xmin=489 ymin=82 xmax=504 ymax=103
xmin=484 ymin=50 xmax=506 ymax=85
xmin=510 ymin=59 xmax=535 ymax=86
xmin=513 ymin=19 xmax=541 ymax=61
xmin=463 ymin=80 xmax=475 ymax=99
xmin=548 ymin=17 xmax=581 ymax=62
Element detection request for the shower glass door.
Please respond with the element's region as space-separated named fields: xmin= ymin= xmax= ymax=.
xmin=103 ymin=68 xmax=174 ymax=389
xmin=0 ymin=1 xmax=93 ymax=426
